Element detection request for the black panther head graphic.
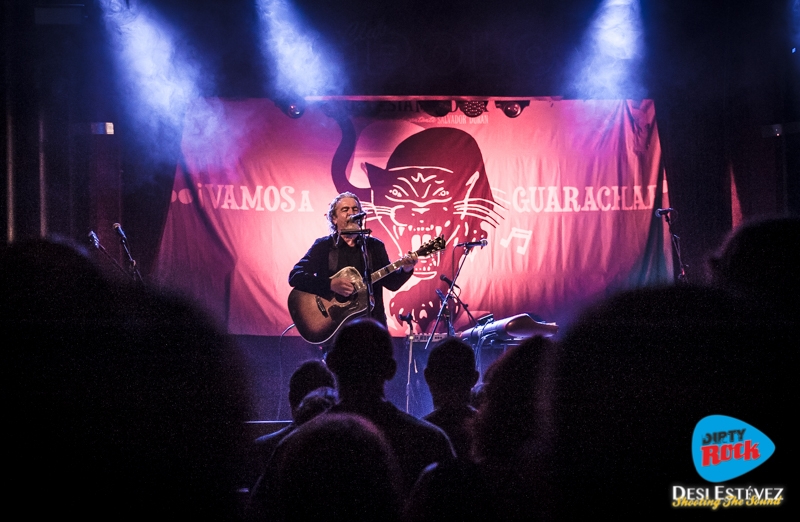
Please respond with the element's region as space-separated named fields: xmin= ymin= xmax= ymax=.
xmin=332 ymin=122 xmax=503 ymax=331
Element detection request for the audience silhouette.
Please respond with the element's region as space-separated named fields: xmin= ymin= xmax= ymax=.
xmin=536 ymin=284 xmax=792 ymax=517
xmin=407 ymin=336 xmax=556 ymax=521
xmin=3 ymin=238 xmax=250 ymax=520
xmin=7 ymin=215 xmax=795 ymax=519
xmin=272 ymin=413 xmax=403 ymax=522
xmin=325 ymin=318 xmax=455 ymax=494
xmin=423 ymin=338 xmax=479 ymax=460
xmin=252 ymin=360 xmax=336 ymax=473
xmin=708 ymin=215 xmax=800 ymax=318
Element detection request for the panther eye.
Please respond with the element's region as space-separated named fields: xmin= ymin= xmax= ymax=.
xmin=390 ymin=189 xmax=403 ymax=197
xmin=434 ymin=188 xmax=449 ymax=197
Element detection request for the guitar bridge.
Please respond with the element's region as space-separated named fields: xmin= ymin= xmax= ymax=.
xmin=315 ymin=296 xmax=329 ymax=317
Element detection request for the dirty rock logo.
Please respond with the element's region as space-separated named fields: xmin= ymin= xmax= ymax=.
xmin=671 ymin=415 xmax=783 ymax=510
xmin=692 ymin=415 xmax=775 ymax=482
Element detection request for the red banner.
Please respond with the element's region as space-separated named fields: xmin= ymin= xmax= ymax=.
xmin=155 ymin=97 xmax=672 ymax=337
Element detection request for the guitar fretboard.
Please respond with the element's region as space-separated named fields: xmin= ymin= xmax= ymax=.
xmin=368 ymin=237 xmax=443 ymax=284
xmin=370 ymin=259 xmax=406 ymax=283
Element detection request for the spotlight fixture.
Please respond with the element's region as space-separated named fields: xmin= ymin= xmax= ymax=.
xmin=457 ymin=100 xmax=488 ymax=118
xmin=276 ymin=99 xmax=305 ymax=119
xmin=419 ymin=100 xmax=454 ymax=117
xmin=495 ymin=100 xmax=530 ymax=118
xmin=285 ymin=101 xmax=305 ymax=119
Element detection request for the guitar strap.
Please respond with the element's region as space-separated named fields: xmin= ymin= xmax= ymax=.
xmin=328 ymin=236 xmax=338 ymax=274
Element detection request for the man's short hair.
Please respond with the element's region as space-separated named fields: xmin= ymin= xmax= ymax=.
xmin=288 ymin=360 xmax=336 ymax=411
xmin=326 ymin=318 xmax=394 ymax=383
xmin=274 ymin=413 xmax=402 ymax=520
xmin=425 ymin=338 xmax=477 ymax=388
xmin=326 ymin=191 xmax=361 ymax=234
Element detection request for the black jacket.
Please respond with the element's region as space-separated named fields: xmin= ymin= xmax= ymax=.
xmin=288 ymin=234 xmax=413 ymax=326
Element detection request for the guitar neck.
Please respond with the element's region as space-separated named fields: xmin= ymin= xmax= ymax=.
xmin=367 ymin=236 xmax=443 ymax=284
xmin=370 ymin=257 xmax=408 ymax=284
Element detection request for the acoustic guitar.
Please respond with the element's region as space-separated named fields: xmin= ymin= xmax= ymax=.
xmin=288 ymin=235 xmax=446 ymax=344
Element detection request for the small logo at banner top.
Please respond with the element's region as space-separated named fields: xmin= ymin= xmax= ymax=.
xmin=692 ymin=415 xmax=775 ymax=482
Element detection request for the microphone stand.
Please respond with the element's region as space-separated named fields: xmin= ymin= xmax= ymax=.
xmin=661 ymin=211 xmax=688 ymax=283
xmin=445 ymin=285 xmax=477 ymax=327
xmin=88 ymin=231 xmax=128 ymax=278
xmin=116 ymin=229 xmax=144 ymax=285
xmin=423 ymin=243 xmax=476 ymax=351
xmin=114 ymin=223 xmax=144 ymax=284
xmin=435 ymin=289 xmax=454 ymax=337
xmin=398 ymin=312 xmax=415 ymax=413
xmin=348 ymin=217 xmax=374 ymax=319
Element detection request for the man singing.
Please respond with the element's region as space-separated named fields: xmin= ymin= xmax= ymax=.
xmin=289 ymin=192 xmax=417 ymax=332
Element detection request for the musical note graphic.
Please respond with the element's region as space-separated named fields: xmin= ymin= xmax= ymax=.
xmin=499 ymin=227 xmax=533 ymax=255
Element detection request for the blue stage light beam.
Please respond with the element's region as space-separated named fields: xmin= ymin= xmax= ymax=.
xmin=256 ymin=0 xmax=345 ymax=98
xmin=792 ymin=0 xmax=800 ymax=59
xmin=565 ymin=0 xmax=646 ymax=100
xmin=99 ymin=0 xmax=206 ymax=160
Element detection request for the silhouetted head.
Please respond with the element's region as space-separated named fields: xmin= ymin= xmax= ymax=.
xmin=274 ymin=413 xmax=402 ymax=522
xmin=425 ymin=338 xmax=479 ymax=402
xmin=539 ymin=283 xmax=792 ymax=516
xmin=3 ymin=238 xmax=251 ymax=519
xmin=471 ymin=336 xmax=556 ymax=463
xmin=293 ymin=386 xmax=338 ymax=426
xmin=326 ymin=318 xmax=397 ymax=397
xmin=288 ymin=360 xmax=336 ymax=416
xmin=708 ymin=215 xmax=800 ymax=314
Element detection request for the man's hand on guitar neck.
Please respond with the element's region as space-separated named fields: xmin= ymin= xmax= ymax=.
xmin=401 ymin=252 xmax=418 ymax=273
xmin=331 ymin=277 xmax=357 ymax=297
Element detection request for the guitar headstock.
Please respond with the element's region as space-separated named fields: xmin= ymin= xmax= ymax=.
xmin=415 ymin=235 xmax=446 ymax=257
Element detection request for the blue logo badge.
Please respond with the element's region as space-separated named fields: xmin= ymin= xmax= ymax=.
xmin=692 ymin=415 xmax=775 ymax=482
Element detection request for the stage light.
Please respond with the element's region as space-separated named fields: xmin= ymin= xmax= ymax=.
xmin=256 ymin=0 xmax=344 ymax=97
xmin=566 ymin=0 xmax=645 ymax=99
xmin=458 ymin=100 xmax=488 ymax=118
xmin=494 ymin=101 xmax=530 ymax=118
xmin=276 ymin=99 xmax=305 ymax=118
xmin=793 ymin=0 xmax=800 ymax=48
xmin=99 ymin=0 xmax=203 ymax=160
xmin=286 ymin=102 xmax=304 ymax=118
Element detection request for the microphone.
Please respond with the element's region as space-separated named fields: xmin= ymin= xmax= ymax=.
xmin=348 ymin=211 xmax=367 ymax=223
xmin=440 ymin=274 xmax=460 ymax=289
xmin=113 ymin=223 xmax=128 ymax=242
xmin=88 ymin=231 xmax=100 ymax=250
xmin=455 ymin=238 xmax=488 ymax=248
xmin=654 ymin=208 xmax=674 ymax=218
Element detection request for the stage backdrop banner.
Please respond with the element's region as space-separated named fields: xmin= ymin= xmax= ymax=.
xmin=155 ymin=97 xmax=672 ymax=337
